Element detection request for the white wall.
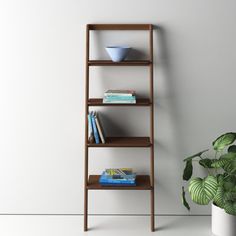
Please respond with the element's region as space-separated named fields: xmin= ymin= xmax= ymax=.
xmin=0 ymin=0 xmax=236 ymax=215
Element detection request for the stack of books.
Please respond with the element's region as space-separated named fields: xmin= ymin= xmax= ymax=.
xmin=88 ymin=111 xmax=105 ymax=144
xmin=99 ymin=168 xmax=136 ymax=186
xmin=103 ymin=90 xmax=136 ymax=104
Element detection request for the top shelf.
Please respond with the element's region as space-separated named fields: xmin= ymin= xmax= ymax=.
xmin=88 ymin=24 xmax=152 ymax=31
xmin=88 ymin=60 xmax=152 ymax=66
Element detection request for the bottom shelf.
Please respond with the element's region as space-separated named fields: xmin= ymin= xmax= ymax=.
xmin=87 ymin=175 xmax=152 ymax=190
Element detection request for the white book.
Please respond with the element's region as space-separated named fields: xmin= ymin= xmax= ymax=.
xmin=103 ymin=99 xmax=136 ymax=104
xmin=104 ymin=89 xmax=135 ymax=97
xmin=94 ymin=112 xmax=105 ymax=144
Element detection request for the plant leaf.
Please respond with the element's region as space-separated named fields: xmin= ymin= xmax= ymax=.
xmin=199 ymin=159 xmax=215 ymax=168
xmin=214 ymin=186 xmax=225 ymax=208
xmin=223 ymin=180 xmax=236 ymax=192
xmin=182 ymin=186 xmax=190 ymax=211
xmin=223 ymin=159 xmax=236 ymax=174
xmin=213 ymin=132 xmax=236 ymax=151
xmin=216 ymin=174 xmax=224 ymax=186
xmin=224 ymin=201 xmax=236 ymax=216
xmin=221 ymin=152 xmax=236 ymax=160
xmin=188 ymin=176 xmax=218 ymax=205
xmin=183 ymin=149 xmax=209 ymax=162
xmin=183 ymin=160 xmax=193 ymax=181
xmin=228 ymin=145 xmax=236 ymax=153
xmin=211 ymin=153 xmax=236 ymax=168
xmin=211 ymin=159 xmax=228 ymax=168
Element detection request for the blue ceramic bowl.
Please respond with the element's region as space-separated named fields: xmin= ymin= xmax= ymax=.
xmin=105 ymin=46 xmax=131 ymax=62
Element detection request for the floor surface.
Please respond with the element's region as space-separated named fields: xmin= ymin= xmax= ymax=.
xmin=0 ymin=215 xmax=214 ymax=236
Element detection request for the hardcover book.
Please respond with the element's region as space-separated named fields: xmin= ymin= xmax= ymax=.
xmin=104 ymin=89 xmax=136 ymax=97
xmin=91 ymin=112 xmax=100 ymax=144
xmin=94 ymin=112 xmax=105 ymax=144
xmin=87 ymin=113 xmax=94 ymax=143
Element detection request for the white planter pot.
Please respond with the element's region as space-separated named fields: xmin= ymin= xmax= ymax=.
xmin=212 ymin=203 xmax=236 ymax=236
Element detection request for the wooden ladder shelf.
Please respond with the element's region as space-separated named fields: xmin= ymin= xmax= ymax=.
xmin=84 ymin=24 xmax=155 ymax=231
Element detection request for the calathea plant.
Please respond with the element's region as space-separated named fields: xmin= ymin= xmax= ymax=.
xmin=182 ymin=132 xmax=236 ymax=215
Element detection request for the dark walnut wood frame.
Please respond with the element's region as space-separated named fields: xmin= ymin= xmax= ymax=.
xmin=84 ymin=24 xmax=155 ymax=231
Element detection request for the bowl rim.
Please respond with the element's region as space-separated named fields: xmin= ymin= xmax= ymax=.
xmin=105 ymin=46 xmax=131 ymax=49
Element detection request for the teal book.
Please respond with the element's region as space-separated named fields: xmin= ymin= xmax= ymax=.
xmin=103 ymin=98 xmax=136 ymax=104
xmin=87 ymin=113 xmax=94 ymax=143
xmin=104 ymin=95 xmax=136 ymax=100
xmin=104 ymin=89 xmax=135 ymax=97
xmin=91 ymin=112 xmax=100 ymax=144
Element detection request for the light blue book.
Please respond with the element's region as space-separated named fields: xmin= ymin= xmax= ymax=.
xmin=104 ymin=95 xmax=136 ymax=100
xmin=103 ymin=98 xmax=136 ymax=104
xmin=87 ymin=113 xmax=93 ymax=142
xmin=91 ymin=112 xmax=100 ymax=144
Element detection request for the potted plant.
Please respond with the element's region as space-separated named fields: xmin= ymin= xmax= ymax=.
xmin=182 ymin=132 xmax=236 ymax=236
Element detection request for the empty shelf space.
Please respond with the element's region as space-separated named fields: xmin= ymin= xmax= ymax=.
xmin=88 ymin=60 xmax=152 ymax=66
xmin=87 ymin=175 xmax=152 ymax=190
xmin=87 ymin=137 xmax=152 ymax=148
xmin=88 ymin=98 xmax=151 ymax=106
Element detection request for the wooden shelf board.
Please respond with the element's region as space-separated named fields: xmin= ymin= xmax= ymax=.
xmin=88 ymin=60 xmax=152 ymax=66
xmin=87 ymin=175 xmax=152 ymax=190
xmin=87 ymin=137 xmax=151 ymax=148
xmin=88 ymin=24 xmax=152 ymax=31
xmin=88 ymin=98 xmax=151 ymax=106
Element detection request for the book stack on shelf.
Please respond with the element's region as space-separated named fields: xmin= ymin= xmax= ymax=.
xmin=88 ymin=111 xmax=105 ymax=144
xmin=99 ymin=168 xmax=136 ymax=186
xmin=103 ymin=90 xmax=136 ymax=104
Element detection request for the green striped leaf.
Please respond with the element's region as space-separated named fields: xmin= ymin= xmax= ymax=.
xmin=211 ymin=153 xmax=236 ymax=168
xmin=188 ymin=176 xmax=218 ymax=205
xmin=214 ymin=187 xmax=225 ymax=208
xmin=223 ymin=159 xmax=236 ymax=174
xmin=211 ymin=159 xmax=229 ymax=168
xmin=224 ymin=201 xmax=236 ymax=216
xmin=213 ymin=132 xmax=236 ymax=151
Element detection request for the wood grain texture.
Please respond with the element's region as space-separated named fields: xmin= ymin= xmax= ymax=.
xmin=88 ymin=24 xmax=152 ymax=30
xmin=88 ymin=60 xmax=152 ymax=66
xmin=87 ymin=137 xmax=152 ymax=148
xmin=88 ymin=98 xmax=151 ymax=106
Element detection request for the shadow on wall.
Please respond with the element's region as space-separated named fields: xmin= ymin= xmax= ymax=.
xmin=154 ymin=25 xmax=185 ymax=169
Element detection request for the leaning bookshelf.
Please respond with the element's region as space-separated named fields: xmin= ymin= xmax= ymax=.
xmin=84 ymin=24 xmax=155 ymax=231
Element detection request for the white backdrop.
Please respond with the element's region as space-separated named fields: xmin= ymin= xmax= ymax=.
xmin=0 ymin=0 xmax=236 ymax=215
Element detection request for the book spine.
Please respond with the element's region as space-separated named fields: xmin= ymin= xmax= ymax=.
xmin=99 ymin=182 xmax=136 ymax=186
xmin=87 ymin=113 xmax=94 ymax=142
xmin=91 ymin=113 xmax=100 ymax=144
xmin=103 ymin=99 xmax=136 ymax=104
xmin=104 ymin=93 xmax=134 ymax=97
xmin=94 ymin=113 xmax=105 ymax=144
xmin=104 ymin=95 xmax=136 ymax=100
xmin=100 ymin=180 xmax=135 ymax=184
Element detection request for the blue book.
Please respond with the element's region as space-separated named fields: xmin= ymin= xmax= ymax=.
xmin=87 ymin=113 xmax=93 ymax=142
xmin=100 ymin=179 xmax=136 ymax=185
xmin=99 ymin=172 xmax=136 ymax=185
xmin=103 ymin=98 xmax=136 ymax=104
xmin=104 ymin=95 xmax=136 ymax=100
xmin=91 ymin=112 xmax=100 ymax=144
xmin=100 ymin=182 xmax=136 ymax=186
xmin=100 ymin=177 xmax=135 ymax=184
